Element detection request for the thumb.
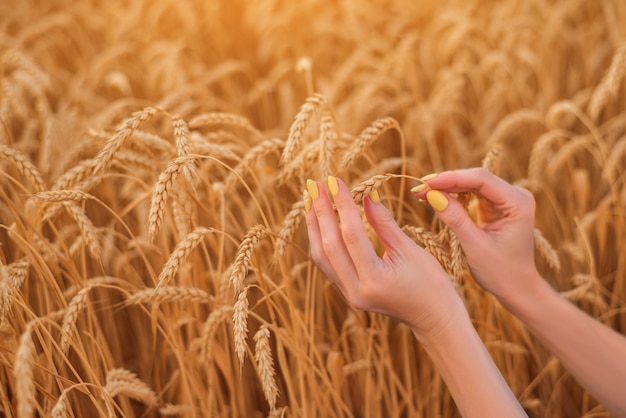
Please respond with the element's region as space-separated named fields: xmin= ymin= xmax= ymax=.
xmin=425 ymin=190 xmax=486 ymax=248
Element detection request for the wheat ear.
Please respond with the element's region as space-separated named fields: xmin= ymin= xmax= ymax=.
xmin=533 ymin=228 xmax=561 ymax=272
xmin=126 ymin=286 xmax=212 ymax=306
xmin=340 ymin=116 xmax=399 ymax=169
xmin=274 ymin=200 xmax=306 ymax=258
xmin=281 ymin=93 xmax=326 ymax=167
xmin=154 ymin=227 xmax=212 ymax=291
xmin=148 ymin=156 xmax=196 ymax=242
xmin=229 ymin=225 xmax=268 ymax=294
xmin=0 ymin=144 xmax=47 ymax=192
xmin=233 ymin=286 xmax=250 ymax=368
xmin=104 ymin=368 xmax=158 ymax=407
xmin=254 ymin=325 xmax=279 ymax=413
xmin=15 ymin=322 xmax=36 ymax=418
xmin=587 ymin=43 xmax=626 ymax=121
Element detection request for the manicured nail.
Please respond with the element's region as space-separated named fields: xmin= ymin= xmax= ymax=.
xmin=306 ymin=179 xmax=319 ymax=200
xmin=426 ymin=190 xmax=448 ymax=211
xmin=303 ymin=190 xmax=312 ymax=212
xmin=327 ymin=175 xmax=339 ymax=196
xmin=410 ymin=183 xmax=428 ymax=193
xmin=369 ymin=189 xmax=381 ymax=203
xmin=421 ymin=173 xmax=438 ymax=181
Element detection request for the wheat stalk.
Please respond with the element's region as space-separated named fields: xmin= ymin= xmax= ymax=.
xmin=254 ymin=325 xmax=279 ymax=413
xmin=104 ymin=368 xmax=158 ymax=407
xmin=224 ymin=138 xmax=284 ymax=191
xmin=60 ymin=284 xmax=96 ymax=354
xmin=229 ymin=225 xmax=269 ymax=294
xmin=233 ymin=285 xmax=250 ymax=368
xmin=15 ymin=322 xmax=36 ymax=418
xmin=154 ymin=227 xmax=212 ymax=291
xmin=126 ymin=286 xmax=212 ymax=306
xmin=0 ymin=144 xmax=47 ymax=192
xmin=281 ymin=93 xmax=326 ymax=167
xmin=340 ymin=116 xmax=399 ymax=169
xmin=200 ymin=305 xmax=233 ymax=363
xmin=148 ymin=156 xmax=196 ymax=242
xmin=588 ymin=42 xmax=626 ymax=121
xmin=63 ymin=202 xmax=101 ymax=259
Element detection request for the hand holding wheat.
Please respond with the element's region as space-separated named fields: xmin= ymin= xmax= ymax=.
xmin=413 ymin=168 xmax=540 ymax=307
xmin=304 ymin=175 xmax=464 ymax=340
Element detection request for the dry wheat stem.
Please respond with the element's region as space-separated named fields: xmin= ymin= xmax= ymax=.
xmin=254 ymin=325 xmax=279 ymax=412
xmin=224 ymin=138 xmax=284 ymax=191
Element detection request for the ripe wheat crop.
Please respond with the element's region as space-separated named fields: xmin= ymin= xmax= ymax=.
xmin=1 ymin=0 xmax=625 ymax=417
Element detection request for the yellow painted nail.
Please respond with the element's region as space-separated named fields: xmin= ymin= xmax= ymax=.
xmin=410 ymin=183 xmax=427 ymax=193
xmin=306 ymin=179 xmax=320 ymax=200
xmin=421 ymin=173 xmax=438 ymax=181
xmin=327 ymin=175 xmax=339 ymax=196
xmin=306 ymin=179 xmax=319 ymax=200
xmin=426 ymin=190 xmax=448 ymax=211
xmin=303 ymin=190 xmax=312 ymax=212
xmin=369 ymin=189 xmax=381 ymax=203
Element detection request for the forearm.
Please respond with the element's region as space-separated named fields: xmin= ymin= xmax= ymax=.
xmin=414 ymin=302 xmax=527 ymax=418
xmin=501 ymin=273 xmax=626 ymax=416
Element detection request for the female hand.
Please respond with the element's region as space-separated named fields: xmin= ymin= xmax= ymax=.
xmin=413 ymin=168 xmax=541 ymax=305
xmin=304 ymin=176 xmax=465 ymax=340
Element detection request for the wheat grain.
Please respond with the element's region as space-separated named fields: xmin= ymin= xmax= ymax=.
xmin=93 ymin=107 xmax=158 ymax=175
xmin=274 ymin=200 xmax=306 ymax=258
xmin=0 ymin=144 xmax=47 ymax=192
xmin=0 ymin=260 xmax=29 ymax=323
xmin=126 ymin=286 xmax=212 ymax=306
xmin=50 ymin=387 xmax=71 ymax=418
xmin=62 ymin=202 xmax=101 ymax=259
xmin=318 ymin=112 xmax=338 ymax=179
xmin=15 ymin=322 xmax=36 ymax=418
xmin=588 ymin=43 xmax=626 ymax=121
xmin=481 ymin=144 xmax=502 ymax=174
xmin=533 ymin=228 xmax=561 ymax=272
xmin=229 ymin=225 xmax=268 ymax=294
xmin=224 ymin=138 xmax=284 ymax=191
xmin=104 ymin=368 xmax=158 ymax=407
xmin=340 ymin=117 xmax=399 ymax=169
xmin=34 ymin=190 xmax=94 ymax=203
xmin=254 ymin=325 xmax=279 ymax=412
xmin=233 ymin=285 xmax=250 ymax=368
xmin=281 ymin=93 xmax=326 ymax=167
xmin=189 ymin=112 xmax=264 ymax=140
xmin=404 ymin=226 xmax=454 ymax=273
xmin=200 ymin=305 xmax=232 ymax=362
xmin=60 ymin=284 xmax=95 ymax=354
xmin=155 ymin=227 xmax=212 ymax=291
xmin=148 ymin=156 xmax=195 ymax=242
xmin=350 ymin=174 xmax=395 ymax=204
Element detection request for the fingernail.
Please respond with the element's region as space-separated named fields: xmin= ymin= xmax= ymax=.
xmin=327 ymin=175 xmax=339 ymax=196
xmin=426 ymin=190 xmax=448 ymax=211
xmin=303 ymin=190 xmax=312 ymax=212
xmin=410 ymin=183 xmax=427 ymax=193
xmin=421 ymin=173 xmax=438 ymax=181
xmin=369 ymin=189 xmax=381 ymax=203
xmin=306 ymin=179 xmax=319 ymax=200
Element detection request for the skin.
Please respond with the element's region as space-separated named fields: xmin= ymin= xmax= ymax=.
xmin=418 ymin=167 xmax=626 ymax=417
xmin=305 ymin=176 xmax=527 ymax=418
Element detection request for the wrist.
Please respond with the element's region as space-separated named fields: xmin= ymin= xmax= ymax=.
xmin=495 ymin=269 xmax=553 ymax=320
xmin=410 ymin=296 xmax=471 ymax=347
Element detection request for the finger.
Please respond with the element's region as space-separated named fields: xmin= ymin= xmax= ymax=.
xmin=306 ymin=179 xmax=360 ymax=293
xmin=327 ymin=176 xmax=381 ymax=277
xmin=425 ymin=189 xmax=488 ymax=251
xmin=415 ymin=168 xmax=517 ymax=206
xmin=362 ymin=190 xmax=412 ymax=257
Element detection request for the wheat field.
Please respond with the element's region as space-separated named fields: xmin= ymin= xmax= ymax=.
xmin=1 ymin=0 xmax=625 ymax=417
